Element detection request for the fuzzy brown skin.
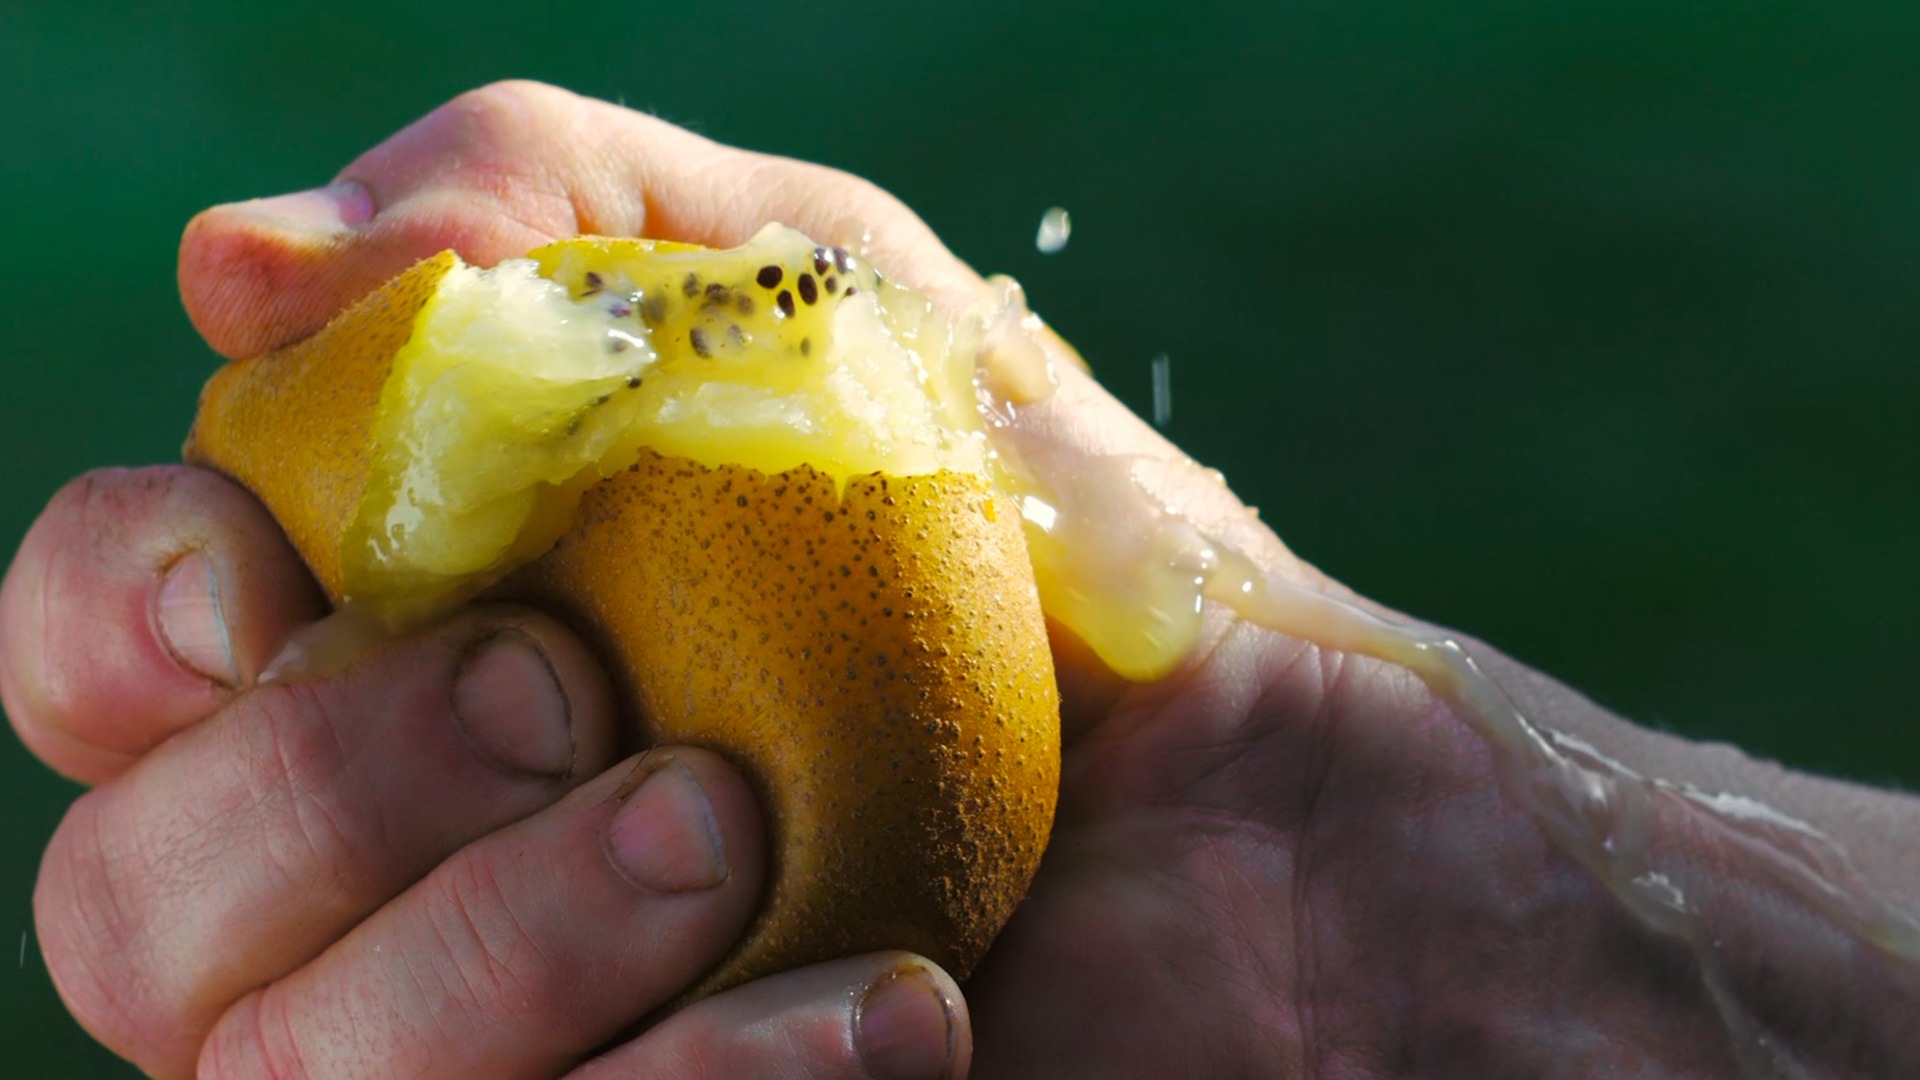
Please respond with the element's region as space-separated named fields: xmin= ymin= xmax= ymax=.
xmin=183 ymin=250 xmax=1061 ymax=998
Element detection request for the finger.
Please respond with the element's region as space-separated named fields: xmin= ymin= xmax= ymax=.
xmin=196 ymin=747 xmax=766 ymax=1080
xmin=568 ymin=953 xmax=969 ymax=1080
xmin=34 ymin=606 xmax=618 ymax=1078
xmin=180 ymin=79 xmax=984 ymax=360
xmin=0 ymin=465 xmax=326 ymax=784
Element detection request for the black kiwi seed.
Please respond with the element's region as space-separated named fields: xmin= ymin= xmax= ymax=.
xmin=735 ymin=293 xmax=755 ymax=315
xmin=846 ymin=285 xmax=858 ymax=296
xmin=812 ymin=247 xmax=831 ymax=275
xmin=705 ymin=282 xmax=730 ymax=304
xmin=626 ymin=374 xmax=643 ymax=388
xmin=682 ymin=272 xmax=700 ymax=298
xmin=777 ymin=289 xmax=796 ymax=317
xmin=800 ymin=336 xmax=812 ymax=356
xmin=608 ymin=337 xmax=630 ymax=353
xmin=798 ymin=273 xmax=818 ymax=305
xmin=824 ymin=276 xmax=838 ymax=294
xmin=640 ymin=294 xmax=667 ymax=323
xmin=832 ymin=247 xmax=852 ymax=273
xmin=689 ymin=327 xmax=712 ymax=357
xmin=583 ymin=271 xmax=604 ymax=295
xmin=608 ymin=300 xmax=633 ymax=318
xmin=757 ymin=265 xmax=783 ymax=289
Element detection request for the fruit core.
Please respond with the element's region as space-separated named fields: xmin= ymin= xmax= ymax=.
xmin=344 ymin=225 xmax=989 ymax=627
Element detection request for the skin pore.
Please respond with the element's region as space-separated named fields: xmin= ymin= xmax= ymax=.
xmin=4 ymin=81 xmax=1919 ymax=1078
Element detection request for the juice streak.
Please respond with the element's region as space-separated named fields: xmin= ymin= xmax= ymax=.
xmin=972 ymin=278 xmax=1920 ymax=1079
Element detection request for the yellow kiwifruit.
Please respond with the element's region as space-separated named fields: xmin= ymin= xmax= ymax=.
xmin=185 ymin=226 xmax=1060 ymax=995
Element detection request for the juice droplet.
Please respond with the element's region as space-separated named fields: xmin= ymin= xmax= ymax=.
xmin=1150 ymin=353 xmax=1172 ymax=429
xmin=1035 ymin=207 xmax=1072 ymax=255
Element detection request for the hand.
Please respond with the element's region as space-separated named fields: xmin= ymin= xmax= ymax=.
xmin=3 ymin=83 xmax=978 ymax=1080
xmin=8 ymin=81 xmax=1919 ymax=1078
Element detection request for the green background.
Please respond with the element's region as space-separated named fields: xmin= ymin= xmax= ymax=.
xmin=5 ymin=2 xmax=1918 ymax=1072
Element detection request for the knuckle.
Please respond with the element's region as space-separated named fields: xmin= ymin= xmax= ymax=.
xmin=423 ymin=852 xmax=560 ymax=1026
xmin=467 ymin=77 xmax=574 ymax=110
xmin=440 ymin=80 xmax=574 ymax=149
xmin=405 ymin=82 xmax=584 ymax=237
xmin=35 ymin=795 xmax=191 ymax=1065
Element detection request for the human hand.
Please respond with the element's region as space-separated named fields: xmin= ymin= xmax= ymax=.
xmin=8 ymin=81 xmax=1920 ymax=1078
xmin=2 ymin=83 xmax=980 ymax=1080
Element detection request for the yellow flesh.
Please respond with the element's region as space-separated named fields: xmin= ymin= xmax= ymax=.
xmin=343 ymin=225 xmax=988 ymax=627
xmin=305 ymin=224 xmax=1199 ymax=683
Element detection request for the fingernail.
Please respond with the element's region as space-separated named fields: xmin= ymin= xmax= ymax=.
xmin=606 ymin=755 xmax=729 ymax=893
xmin=155 ymin=551 xmax=238 ymax=686
xmin=452 ymin=630 xmax=575 ymax=779
xmin=857 ymin=964 xmax=956 ymax=1080
xmin=234 ymin=179 xmax=374 ymax=235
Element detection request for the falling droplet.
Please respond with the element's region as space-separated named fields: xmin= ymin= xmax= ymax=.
xmin=1151 ymin=352 xmax=1172 ymax=428
xmin=1035 ymin=207 xmax=1072 ymax=254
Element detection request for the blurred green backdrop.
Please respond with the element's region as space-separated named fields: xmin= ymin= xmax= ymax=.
xmin=5 ymin=1 xmax=1919 ymax=1073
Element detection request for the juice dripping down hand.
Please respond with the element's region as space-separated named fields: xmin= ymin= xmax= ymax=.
xmin=4 ymin=81 xmax=1918 ymax=1079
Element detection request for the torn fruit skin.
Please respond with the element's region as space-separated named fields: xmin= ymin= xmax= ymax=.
xmin=184 ymin=226 xmax=1059 ymax=997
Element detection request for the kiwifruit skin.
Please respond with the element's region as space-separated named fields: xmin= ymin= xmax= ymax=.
xmin=183 ymin=250 xmax=1062 ymax=998
xmin=499 ymin=451 xmax=1059 ymax=996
